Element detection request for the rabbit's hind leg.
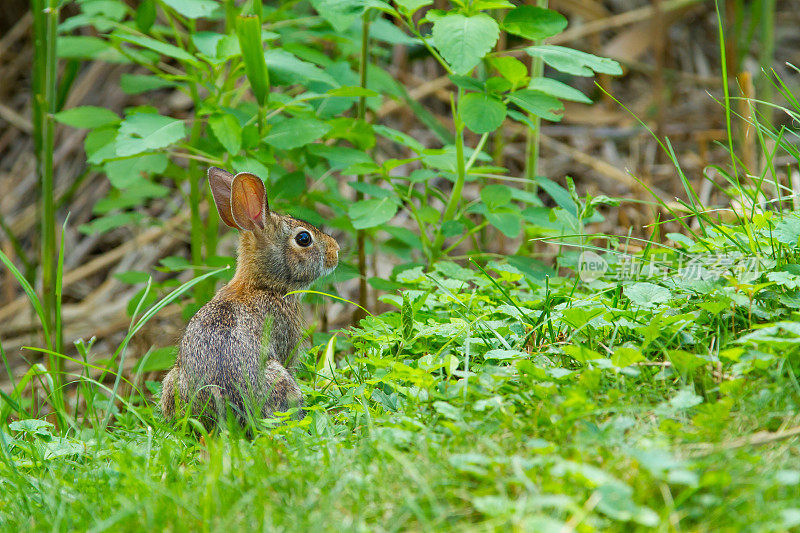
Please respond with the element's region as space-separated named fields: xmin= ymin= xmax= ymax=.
xmin=260 ymin=359 xmax=304 ymax=419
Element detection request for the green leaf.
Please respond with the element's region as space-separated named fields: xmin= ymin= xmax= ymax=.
xmin=668 ymin=350 xmax=706 ymax=375
xmin=9 ymin=419 xmax=54 ymax=436
xmin=264 ymin=118 xmax=331 ymax=150
xmin=348 ymin=181 xmax=394 ymax=199
xmin=449 ymin=75 xmax=486 ymax=93
xmin=534 ymin=176 xmax=577 ymax=215
xmin=209 ymin=114 xmax=242 ymax=155
xmin=490 ymin=56 xmax=528 ymax=86
xmin=57 ymin=36 xmax=128 ymax=63
xmin=611 ymin=346 xmax=644 ymax=368
xmin=486 ymin=210 xmax=521 ymax=238
xmin=624 ymin=282 xmax=671 ymax=308
xmin=506 ymin=89 xmax=563 ymax=121
xmin=161 ymin=0 xmax=220 ymax=19
xmin=526 ymin=45 xmax=622 ymax=77
xmin=349 ymin=198 xmax=399 ymax=229
xmin=395 ymin=0 xmax=432 ymax=16
xmin=669 ymin=388 xmax=703 ymax=410
xmin=104 ymin=153 xmax=168 ymax=189
xmin=120 ymin=74 xmax=178 ymax=95
xmin=484 ymin=349 xmax=526 ymax=361
xmin=595 ymin=483 xmax=659 ymax=527
xmin=562 ymin=344 xmax=602 ymax=364
xmin=79 ymin=212 xmax=142 ymax=235
xmin=432 ymin=13 xmax=500 ymax=75
xmin=116 ymin=32 xmax=199 ymax=65
xmin=237 ymin=15 xmax=270 ymax=106
xmin=503 ymin=6 xmax=567 ymax=41
xmin=460 ymin=93 xmax=506 ymax=134
xmin=265 ymin=49 xmax=339 ymax=87
xmin=325 ymin=118 xmax=375 ymax=150
xmin=772 ymin=216 xmax=800 ymax=245
xmin=310 ymin=0 xmax=364 ymax=32
xmin=370 ymin=17 xmax=418 ymax=46
xmin=116 ymin=113 xmax=187 ymax=156
xmin=326 ymin=86 xmax=379 ymax=97
xmin=373 ymin=124 xmax=425 ymax=154
xmin=136 ymin=0 xmax=156 ymax=32
xmin=528 ymin=77 xmax=592 ymax=104
xmin=481 ymin=184 xmax=512 ymax=210
xmin=54 ymin=106 xmax=120 ymax=129
xmin=134 ymin=346 xmax=177 ymax=372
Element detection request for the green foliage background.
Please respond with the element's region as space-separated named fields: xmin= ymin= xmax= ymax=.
xmin=2 ymin=0 xmax=800 ymax=530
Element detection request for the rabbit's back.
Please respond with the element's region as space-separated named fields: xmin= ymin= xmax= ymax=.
xmin=169 ymin=290 xmax=303 ymax=420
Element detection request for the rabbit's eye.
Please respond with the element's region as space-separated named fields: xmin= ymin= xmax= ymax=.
xmin=295 ymin=230 xmax=312 ymax=247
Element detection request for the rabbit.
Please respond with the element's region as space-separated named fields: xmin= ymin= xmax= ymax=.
xmin=160 ymin=167 xmax=339 ymax=426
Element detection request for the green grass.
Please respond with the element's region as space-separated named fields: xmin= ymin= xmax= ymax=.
xmin=2 ymin=225 xmax=800 ymax=530
xmin=7 ymin=2 xmax=800 ymax=530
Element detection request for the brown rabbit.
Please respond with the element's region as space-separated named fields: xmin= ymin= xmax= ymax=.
xmin=161 ymin=167 xmax=339 ymax=426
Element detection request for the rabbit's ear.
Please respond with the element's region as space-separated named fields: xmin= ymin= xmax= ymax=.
xmin=208 ymin=167 xmax=238 ymax=229
xmin=230 ymin=172 xmax=269 ymax=232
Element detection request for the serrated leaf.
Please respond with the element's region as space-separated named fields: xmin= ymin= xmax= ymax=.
xmin=506 ymin=89 xmax=563 ymax=121
xmin=460 ymin=93 xmax=506 ymax=134
xmin=116 ymin=114 xmax=186 ymax=156
xmin=104 ymin=153 xmax=168 ymax=189
xmin=55 ymin=106 xmax=120 ymax=129
xmin=432 ymin=13 xmax=499 ymax=75
xmin=264 ymin=118 xmax=331 ymax=150
xmin=349 ymin=198 xmax=399 ymax=229
xmin=503 ymin=6 xmax=567 ymax=41
xmin=526 ymin=45 xmax=622 ymax=77
xmin=209 ymin=114 xmax=242 ymax=155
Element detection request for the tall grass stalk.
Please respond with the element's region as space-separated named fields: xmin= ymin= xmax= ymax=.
xmin=524 ymin=0 xmax=548 ymax=189
xmin=31 ymin=0 xmax=63 ymax=401
xmin=757 ymin=0 xmax=776 ymax=124
xmin=355 ymin=11 xmax=370 ymax=321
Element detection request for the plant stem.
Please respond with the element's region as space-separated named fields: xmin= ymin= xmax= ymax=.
xmin=524 ymin=0 xmax=548 ymax=189
xmin=432 ymin=90 xmax=466 ymax=260
xmin=354 ymin=11 xmax=370 ymax=322
xmin=31 ymin=0 xmax=62 ymax=403
xmin=757 ymin=0 xmax=775 ymax=125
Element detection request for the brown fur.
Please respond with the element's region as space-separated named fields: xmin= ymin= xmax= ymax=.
xmin=161 ymin=168 xmax=339 ymax=426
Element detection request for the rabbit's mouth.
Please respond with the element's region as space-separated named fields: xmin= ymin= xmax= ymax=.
xmin=322 ymin=262 xmax=338 ymax=276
